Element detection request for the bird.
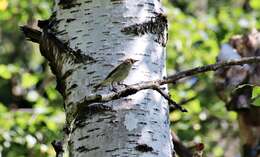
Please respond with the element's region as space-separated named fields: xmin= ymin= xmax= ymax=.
xmin=93 ymin=58 xmax=138 ymax=91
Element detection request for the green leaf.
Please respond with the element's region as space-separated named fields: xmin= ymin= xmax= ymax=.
xmin=250 ymin=0 xmax=260 ymax=10
xmin=252 ymin=86 xmax=260 ymax=106
xmin=0 ymin=64 xmax=12 ymax=79
xmin=21 ymin=73 xmax=38 ymax=88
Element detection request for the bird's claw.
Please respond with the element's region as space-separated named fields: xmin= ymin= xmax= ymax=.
xmin=112 ymin=87 xmax=118 ymax=92
xmin=118 ymin=83 xmax=128 ymax=88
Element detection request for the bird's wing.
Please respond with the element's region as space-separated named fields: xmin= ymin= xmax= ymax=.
xmin=104 ymin=63 xmax=124 ymax=80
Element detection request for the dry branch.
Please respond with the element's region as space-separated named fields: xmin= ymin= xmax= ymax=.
xmin=80 ymin=56 xmax=260 ymax=111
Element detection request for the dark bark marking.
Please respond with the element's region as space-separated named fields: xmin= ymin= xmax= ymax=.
xmin=137 ymin=4 xmax=144 ymax=7
xmin=111 ymin=0 xmax=124 ymax=4
xmin=70 ymin=10 xmax=80 ymax=13
xmin=78 ymin=135 xmax=90 ymax=141
xmin=121 ymin=13 xmax=168 ymax=46
xmin=83 ymin=33 xmax=90 ymax=37
xmin=76 ymin=146 xmax=99 ymax=153
xmin=135 ymin=144 xmax=153 ymax=152
xmin=137 ymin=113 xmax=145 ymax=116
xmin=87 ymin=71 xmax=95 ymax=74
xmin=58 ymin=1 xmax=82 ymax=10
xmin=87 ymin=41 xmax=94 ymax=44
xmin=71 ymin=36 xmax=78 ymax=40
xmin=145 ymin=2 xmax=155 ymax=7
xmin=113 ymin=42 xmax=121 ymax=45
xmin=150 ymin=121 xmax=158 ymax=124
xmin=127 ymin=140 xmax=138 ymax=144
xmin=68 ymin=84 xmax=78 ymax=91
xmin=56 ymin=30 xmax=67 ymax=35
xmin=67 ymin=102 xmax=73 ymax=107
xmin=112 ymin=21 xmax=120 ymax=24
xmin=92 ymin=75 xmax=101 ymax=79
xmin=63 ymin=125 xmax=70 ymax=135
xmin=71 ymin=118 xmax=91 ymax=133
xmin=56 ymin=77 xmax=67 ymax=98
xmin=86 ymin=83 xmax=95 ymax=87
xmin=84 ymin=0 xmax=92 ymax=3
xmin=153 ymin=108 xmax=159 ymax=111
xmin=100 ymin=14 xmax=108 ymax=17
xmin=103 ymin=64 xmax=114 ymax=67
xmin=87 ymin=128 xmax=100 ymax=133
xmin=65 ymin=91 xmax=72 ymax=98
xmin=116 ymin=53 xmax=125 ymax=56
xmin=147 ymin=131 xmax=154 ymax=134
xmin=66 ymin=18 xmax=76 ymax=23
xmin=128 ymin=133 xmax=142 ymax=137
xmin=62 ymin=69 xmax=74 ymax=80
xmin=105 ymin=148 xmax=120 ymax=152
xmin=138 ymin=122 xmax=147 ymax=125
xmin=76 ymin=42 xmax=82 ymax=46
xmin=99 ymin=47 xmax=111 ymax=51
xmin=151 ymin=151 xmax=159 ymax=155
xmin=73 ymin=49 xmax=96 ymax=64
xmin=152 ymin=138 xmax=158 ymax=141
xmin=102 ymin=31 xmax=110 ymax=35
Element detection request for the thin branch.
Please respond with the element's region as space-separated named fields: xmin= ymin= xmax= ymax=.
xmin=79 ymin=57 xmax=260 ymax=111
xmin=152 ymin=86 xmax=187 ymax=112
xmin=164 ymin=57 xmax=260 ymax=84
xmin=171 ymin=131 xmax=193 ymax=157
xmin=169 ymin=95 xmax=198 ymax=112
xmin=251 ymin=95 xmax=260 ymax=103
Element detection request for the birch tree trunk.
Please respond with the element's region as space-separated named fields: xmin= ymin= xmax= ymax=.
xmin=31 ymin=0 xmax=172 ymax=156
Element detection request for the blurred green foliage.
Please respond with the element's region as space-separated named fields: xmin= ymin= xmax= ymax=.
xmin=0 ymin=0 xmax=64 ymax=156
xmin=163 ymin=0 xmax=260 ymax=156
xmin=0 ymin=0 xmax=260 ymax=156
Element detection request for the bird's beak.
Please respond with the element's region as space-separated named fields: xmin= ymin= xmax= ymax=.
xmin=132 ymin=59 xmax=138 ymax=63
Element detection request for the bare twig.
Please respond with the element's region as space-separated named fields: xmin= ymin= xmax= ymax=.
xmin=169 ymin=95 xmax=198 ymax=112
xmin=164 ymin=57 xmax=260 ymax=84
xmin=179 ymin=96 xmax=198 ymax=106
xmin=171 ymin=131 xmax=193 ymax=157
xmin=152 ymin=86 xmax=187 ymax=112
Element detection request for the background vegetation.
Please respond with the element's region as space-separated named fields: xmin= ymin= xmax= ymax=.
xmin=0 ymin=0 xmax=259 ymax=156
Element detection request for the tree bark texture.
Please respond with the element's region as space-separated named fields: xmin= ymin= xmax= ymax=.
xmin=44 ymin=0 xmax=172 ymax=156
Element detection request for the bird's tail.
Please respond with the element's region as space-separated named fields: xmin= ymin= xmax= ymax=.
xmin=93 ymin=81 xmax=107 ymax=91
xmin=93 ymin=83 xmax=102 ymax=90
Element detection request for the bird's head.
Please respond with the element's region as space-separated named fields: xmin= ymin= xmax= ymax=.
xmin=125 ymin=58 xmax=138 ymax=64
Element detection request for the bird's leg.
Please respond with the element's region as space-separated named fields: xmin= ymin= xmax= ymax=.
xmin=111 ymin=81 xmax=118 ymax=92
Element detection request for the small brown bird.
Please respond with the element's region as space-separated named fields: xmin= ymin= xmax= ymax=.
xmin=93 ymin=58 xmax=138 ymax=91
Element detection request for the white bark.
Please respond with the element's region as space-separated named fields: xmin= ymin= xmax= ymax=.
xmin=51 ymin=0 xmax=172 ymax=156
